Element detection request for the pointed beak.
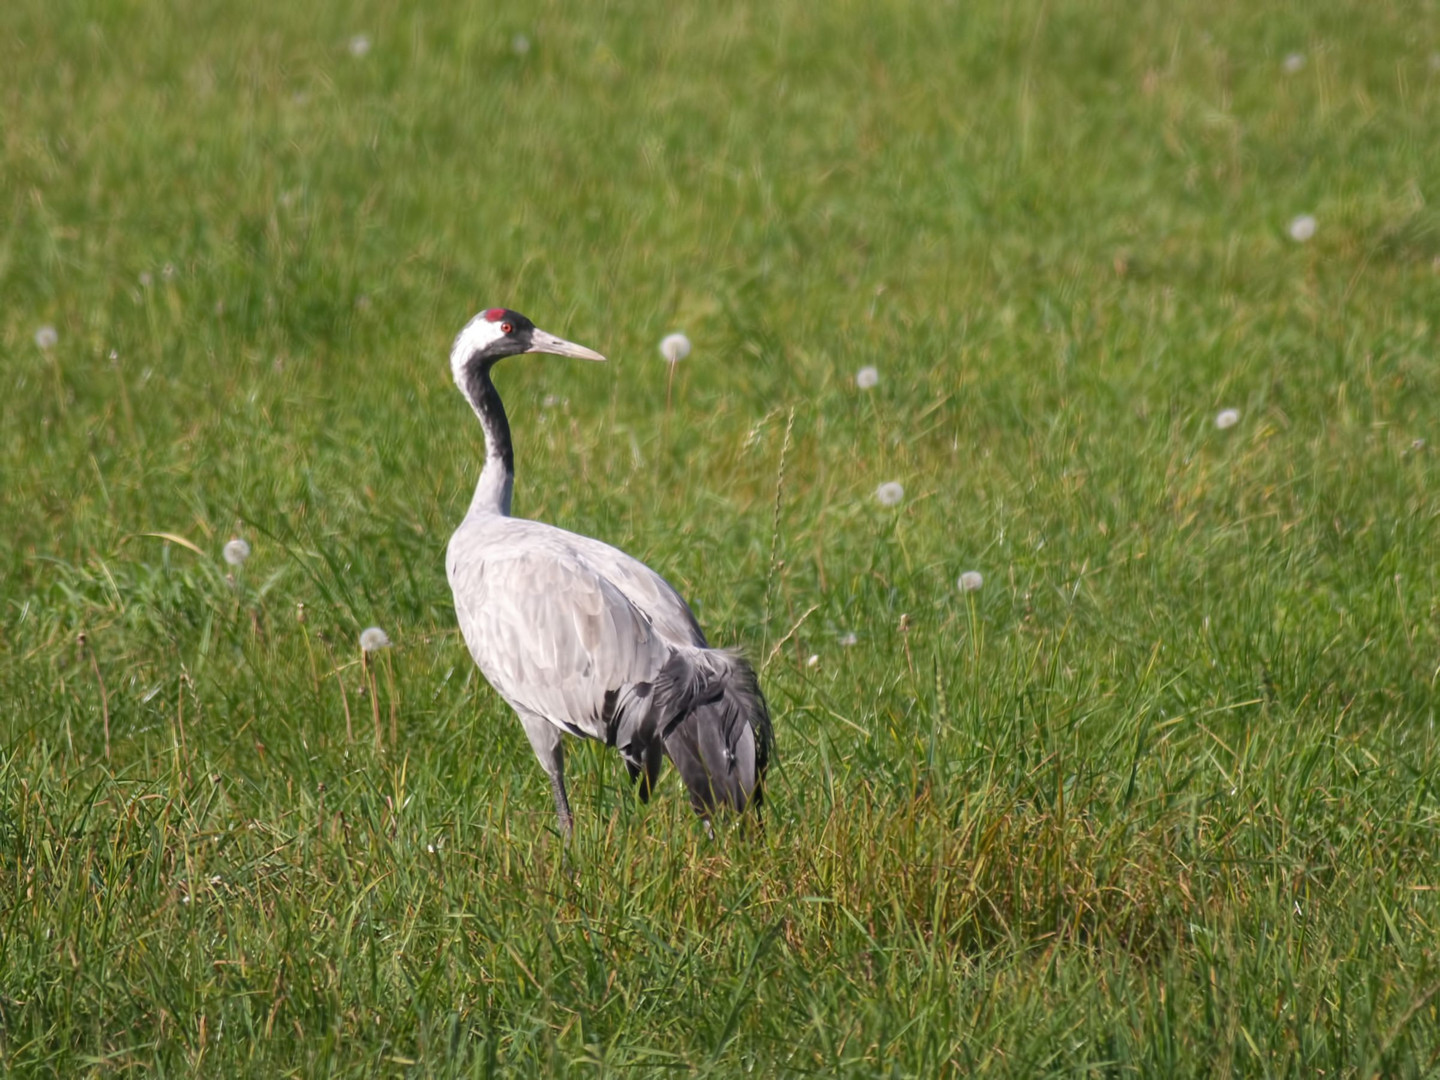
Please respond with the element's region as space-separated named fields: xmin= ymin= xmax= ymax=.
xmin=526 ymin=328 xmax=607 ymax=363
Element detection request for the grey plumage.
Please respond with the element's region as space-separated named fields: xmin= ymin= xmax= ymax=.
xmin=444 ymin=308 xmax=771 ymax=836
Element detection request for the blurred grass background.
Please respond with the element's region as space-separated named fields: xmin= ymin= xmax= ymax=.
xmin=1 ymin=0 xmax=1438 ymax=1074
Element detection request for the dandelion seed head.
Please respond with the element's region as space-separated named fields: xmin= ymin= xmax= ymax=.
xmin=349 ymin=34 xmax=372 ymax=57
xmin=1282 ymin=52 xmax=1305 ymax=74
xmin=1288 ymin=214 xmax=1317 ymax=242
xmin=875 ymin=481 xmax=904 ymax=507
xmin=660 ymin=332 xmax=691 ymax=364
xmin=856 ymin=365 xmax=879 ymax=390
xmin=1215 ymin=408 xmax=1241 ymax=430
xmin=359 ymin=626 xmax=390 ymax=652
xmin=958 ymin=570 xmax=984 ymax=592
xmin=839 ymin=631 xmax=858 ymax=647
xmin=34 ymin=325 xmax=58 ymax=350
xmin=222 ymin=537 xmax=251 ymax=566
xmin=511 ymin=33 xmax=532 ymax=55
xmin=806 ymin=654 xmax=820 ymax=668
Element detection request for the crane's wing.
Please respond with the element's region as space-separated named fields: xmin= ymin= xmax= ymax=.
xmin=556 ymin=531 xmax=707 ymax=647
xmin=449 ymin=546 xmax=677 ymax=745
xmin=460 ymin=517 xmax=706 ymax=648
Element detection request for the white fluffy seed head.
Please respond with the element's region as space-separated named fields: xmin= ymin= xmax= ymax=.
xmin=359 ymin=626 xmax=390 ymax=652
xmin=875 ymin=481 xmax=904 ymax=507
xmin=349 ymin=34 xmax=371 ymax=57
xmin=34 ymin=325 xmax=58 ymax=350
xmin=1215 ymin=408 xmax=1240 ymax=430
xmin=660 ymin=332 xmax=691 ymax=364
xmin=1282 ymin=53 xmax=1305 ymax=74
xmin=958 ymin=570 xmax=984 ymax=592
xmin=856 ymin=366 xmax=879 ymax=390
xmin=1288 ymin=214 xmax=1317 ymax=242
xmin=805 ymin=654 xmax=820 ymax=668
xmin=222 ymin=538 xmax=251 ymax=566
xmin=839 ymin=631 xmax=858 ymax=647
xmin=511 ymin=33 xmax=531 ymax=55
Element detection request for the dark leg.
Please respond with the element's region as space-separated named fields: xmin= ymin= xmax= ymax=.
xmin=550 ymin=771 xmax=574 ymax=839
xmin=625 ymin=739 xmax=665 ymax=803
xmin=519 ymin=710 xmax=573 ymax=840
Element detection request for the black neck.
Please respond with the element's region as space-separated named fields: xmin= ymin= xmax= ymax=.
xmin=463 ymin=356 xmax=514 ymax=474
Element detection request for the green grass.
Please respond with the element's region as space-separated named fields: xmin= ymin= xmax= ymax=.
xmin=3 ymin=0 xmax=1439 ymax=1074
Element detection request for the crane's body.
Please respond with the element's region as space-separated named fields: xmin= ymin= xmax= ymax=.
xmin=445 ymin=308 xmax=770 ymax=835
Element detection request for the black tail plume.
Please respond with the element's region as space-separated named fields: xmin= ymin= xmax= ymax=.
xmin=661 ymin=651 xmax=772 ymax=817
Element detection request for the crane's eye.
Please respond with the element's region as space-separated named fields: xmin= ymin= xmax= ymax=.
xmin=501 ymin=322 xmax=514 ymax=334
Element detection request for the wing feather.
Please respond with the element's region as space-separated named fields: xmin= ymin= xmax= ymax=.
xmin=449 ymin=537 xmax=673 ymax=744
xmin=452 ymin=517 xmax=704 ymax=648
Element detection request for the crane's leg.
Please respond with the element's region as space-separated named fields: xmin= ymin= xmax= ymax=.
xmin=517 ymin=710 xmax=573 ymax=839
xmin=624 ymin=738 xmax=665 ymax=803
xmin=550 ymin=773 xmax=573 ymax=839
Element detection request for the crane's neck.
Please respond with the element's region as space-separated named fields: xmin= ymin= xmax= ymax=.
xmin=462 ymin=359 xmax=514 ymax=517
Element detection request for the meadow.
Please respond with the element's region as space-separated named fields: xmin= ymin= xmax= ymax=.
xmin=2 ymin=0 xmax=1439 ymax=1074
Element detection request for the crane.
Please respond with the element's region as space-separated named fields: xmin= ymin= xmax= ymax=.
xmin=444 ymin=308 xmax=772 ymax=837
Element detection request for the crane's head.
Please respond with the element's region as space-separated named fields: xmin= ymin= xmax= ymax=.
xmin=450 ymin=308 xmax=605 ymax=388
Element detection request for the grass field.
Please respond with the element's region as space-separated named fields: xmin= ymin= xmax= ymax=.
xmin=3 ymin=0 xmax=1440 ymax=1074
